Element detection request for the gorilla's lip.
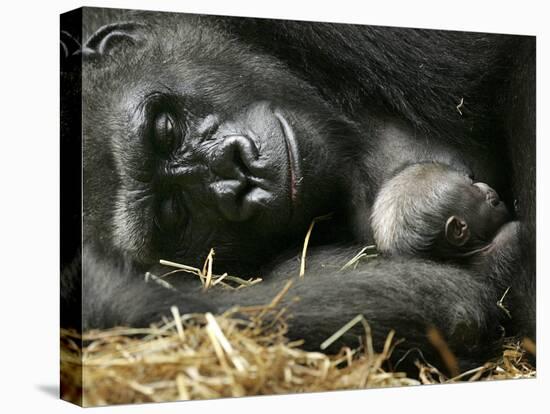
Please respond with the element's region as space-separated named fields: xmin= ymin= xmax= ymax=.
xmin=274 ymin=111 xmax=301 ymax=205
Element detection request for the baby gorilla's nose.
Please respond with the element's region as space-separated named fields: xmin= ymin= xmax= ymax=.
xmin=474 ymin=182 xmax=500 ymax=206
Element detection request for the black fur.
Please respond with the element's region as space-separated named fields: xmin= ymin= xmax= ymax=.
xmin=60 ymin=7 xmax=536 ymax=375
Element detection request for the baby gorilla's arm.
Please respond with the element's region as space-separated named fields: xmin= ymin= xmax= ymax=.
xmin=477 ymin=221 xmax=521 ymax=288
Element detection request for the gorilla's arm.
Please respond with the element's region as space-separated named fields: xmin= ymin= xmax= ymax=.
xmin=477 ymin=221 xmax=534 ymax=341
xmin=75 ymin=249 xmax=215 ymax=331
xmin=212 ymin=247 xmax=506 ymax=371
xmin=73 ymin=246 xmax=507 ymax=372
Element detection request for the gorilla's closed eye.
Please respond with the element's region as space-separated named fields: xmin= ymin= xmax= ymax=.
xmin=143 ymin=94 xmax=187 ymax=155
xmin=156 ymin=193 xmax=188 ymax=233
xmin=153 ymin=112 xmax=179 ymax=154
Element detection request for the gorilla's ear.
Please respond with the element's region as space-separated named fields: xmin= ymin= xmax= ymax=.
xmin=82 ymin=22 xmax=148 ymax=58
xmin=445 ymin=216 xmax=470 ymax=247
xmin=60 ymin=30 xmax=81 ymax=59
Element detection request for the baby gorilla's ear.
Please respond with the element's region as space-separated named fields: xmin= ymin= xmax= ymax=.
xmin=445 ymin=216 xmax=470 ymax=247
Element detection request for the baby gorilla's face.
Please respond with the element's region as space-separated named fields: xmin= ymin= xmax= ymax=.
xmin=453 ymin=178 xmax=510 ymax=242
xmin=370 ymin=163 xmax=511 ymax=257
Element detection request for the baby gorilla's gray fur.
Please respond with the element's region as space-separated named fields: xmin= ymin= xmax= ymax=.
xmin=370 ymin=161 xmax=522 ymax=300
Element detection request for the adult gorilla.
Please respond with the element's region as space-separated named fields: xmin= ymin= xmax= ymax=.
xmin=61 ymin=8 xmax=535 ymax=373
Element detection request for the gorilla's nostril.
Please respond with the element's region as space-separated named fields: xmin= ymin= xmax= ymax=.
xmin=211 ymin=135 xmax=259 ymax=180
xmin=232 ymin=146 xmax=251 ymax=177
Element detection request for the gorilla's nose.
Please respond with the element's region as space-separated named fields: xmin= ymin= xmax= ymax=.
xmin=210 ymin=135 xmax=260 ymax=181
xmin=474 ymin=182 xmax=500 ymax=205
xmin=209 ymin=135 xmax=271 ymax=221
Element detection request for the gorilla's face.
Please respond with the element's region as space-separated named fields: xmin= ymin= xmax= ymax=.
xmin=82 ymin=18 xmax=357 ymax=271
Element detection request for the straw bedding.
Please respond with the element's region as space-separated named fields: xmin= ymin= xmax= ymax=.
xmin=60 ymin=281 xmax=535 ymax=406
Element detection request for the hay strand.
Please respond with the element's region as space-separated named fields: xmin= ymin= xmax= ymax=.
xmin=299 ymin=213 xmax=333 ymax=277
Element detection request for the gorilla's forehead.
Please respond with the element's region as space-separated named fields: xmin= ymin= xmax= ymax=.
xmin=82 ymin=10 xmax=274 ymax=72
xmin=82 ymin=15 xmax=310 ymax=116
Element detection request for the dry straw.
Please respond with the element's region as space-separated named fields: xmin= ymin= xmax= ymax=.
xmin=61 ymin=292 xmax=535 ymax=406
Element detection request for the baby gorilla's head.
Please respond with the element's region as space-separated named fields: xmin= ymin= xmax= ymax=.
xmin=371 ymin=163 xmax=510 ymax=260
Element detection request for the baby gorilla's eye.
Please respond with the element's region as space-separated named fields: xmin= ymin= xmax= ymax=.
xmin=488 ymin=196 xmax=500 ymax=207
xmin=485 ymin=189 xmax=501 ymax=207
xmin=153 ymin=112 xmax=179 ymax=153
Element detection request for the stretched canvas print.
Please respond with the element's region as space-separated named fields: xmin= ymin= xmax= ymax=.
xmin=60 ymin=7 xmax=536 ymax=407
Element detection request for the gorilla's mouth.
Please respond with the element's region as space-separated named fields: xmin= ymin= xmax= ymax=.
xmin=274 ymin=111 xmax=301 ymax=206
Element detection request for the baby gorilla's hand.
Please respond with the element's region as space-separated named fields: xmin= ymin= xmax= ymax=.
xmin=478 ymin=220 xmax=522 ymax=288
xmin=492 ymin=221 xmax=521 ymax=248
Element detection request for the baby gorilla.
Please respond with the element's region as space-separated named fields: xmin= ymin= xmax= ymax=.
xmin=371 ymin=163 xmax=520 ymax=274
